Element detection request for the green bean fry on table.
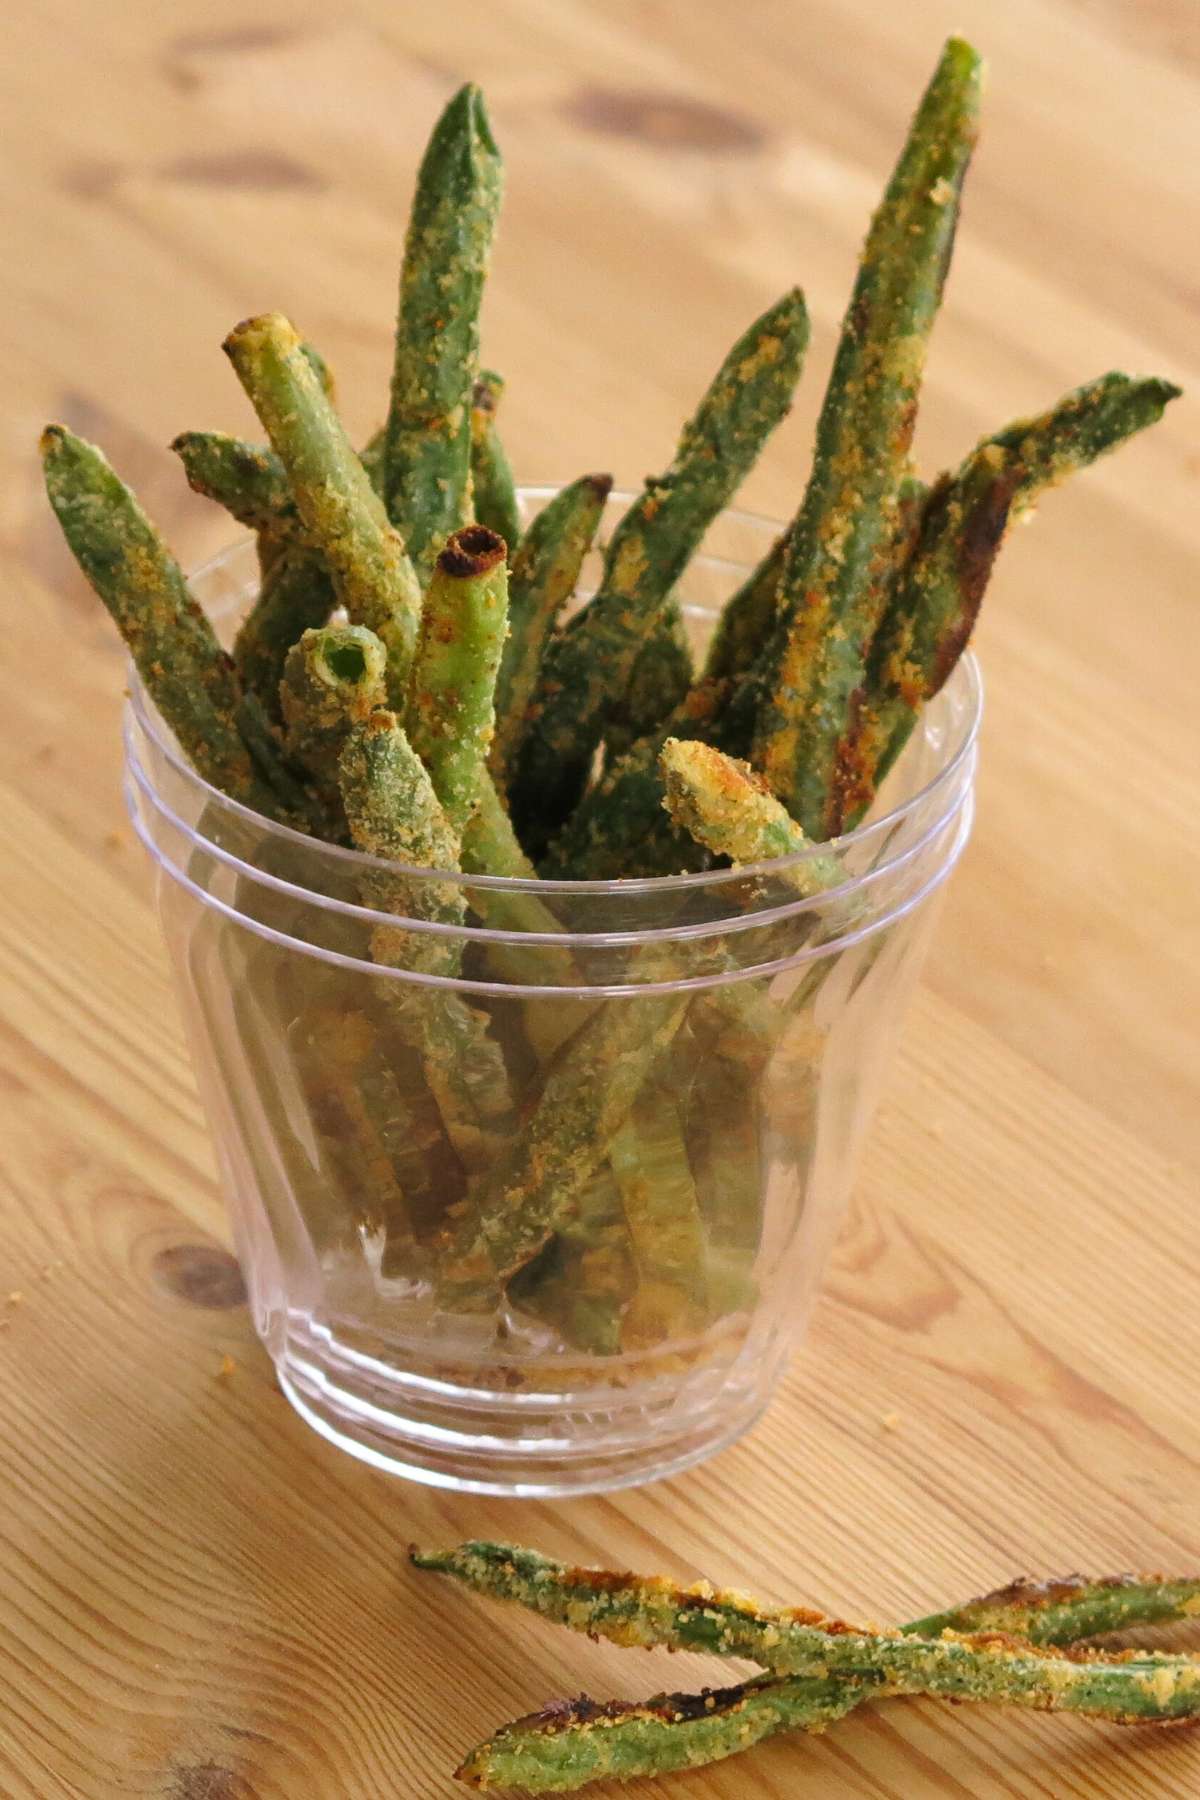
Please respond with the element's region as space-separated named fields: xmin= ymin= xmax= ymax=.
xmin=412 ymin=1544 xmax=1200 ymax=1790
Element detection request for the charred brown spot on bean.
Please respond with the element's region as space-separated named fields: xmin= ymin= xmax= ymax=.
xmin=661 ymin=1682 xmax=753 ymax=1721
xmin=977 ymin=1576 xmax=1083 ymax=1609
xmin=931 ymin=469 xmax=1017 ymax=694
xmin=895 ymin=396 xmax=920 ymax=447
xmin=808 ymin=1613 xmax=862 ymax=1635
xmin=562 ymin=1565 xmax=638 ymax=1594
xmin=514 ymin=1681 xmax=756 ymax=1739
xmin=956 ymin=470 xmax=1018 ymax=608
xmin=982 ymin=1574 xmax=1143 ymax=1612
xmin=827 ymin=686 xmax=876 ymax=832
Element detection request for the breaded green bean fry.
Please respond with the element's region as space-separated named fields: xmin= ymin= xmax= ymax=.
xmin=223 ymin=312 xmax=423 ymax=702
xmin=232 ymin=687 xmax=319 ymax=824
xmin=384 ymin=84 xmax=504 ymax=574
xmin=507 ymin=1169 xmax=635 ymax=1355
xmin=538 ymin=678 xmax=731 ymax=880
xmin=451 ymin=1568 xmax=1200 ymax=1791
xmin=462 ymin=770 xmax=537 ymax=880
xmin=702 ymin=529 xmax=788 ymax=682
xmin=434 ymin=983 xmax=691 ymax=1305
xmin=174 ymin=424 xmax=387 ymax=542
xmin=610 ymin=1088 xmax=708 ymax=1348
xmin=173 ymin=419 xmax=388 ymax=718
xmin=339 ymin=712 xmax=514 ymax=1173
xmin=512 ymin=287 xmax=810 ymax=852
xmin=659 ymin=738 xmax=843 ymax=893
xmin=452 ymin=776 xmax=594 ymax=1062
xmin=911 ymin=1571 xmax=1200 ymax=1645
xmin=470 ymin=369 xmax=522 ymax=554
xmin=171 ymin=337 xmax=334 ymax=531
xmin=687 ymin=1046 xmax=763 ymax=1309
xmin=605 ymin=597 xmax=694 ymax=759
xmin=279 ymin=623 xmax=388 ymax=794
xmin=839 ymin=372 xmax=1183 ymax=825
xmin=400 ymin=615 xmax=590 ymax=1063
xmin=405 ymin=525 xmax=509 ymax=833
xmin=415 ymin=1543 xmax=1200 ymax=1726
xmin=753 ymin=38 xmax=983 ymax=835
xmin=446 ymin=1564 xmax=1200 ymax=1791
xmin=458 ymin=781 xmax=573 ymax=954
xmin=489 ymin=473 xmax=612 ymax=790
xmin=171 ymin=430 xmax=297 ymax=535
xmin=338 ymin=712 xmax=464 ymax=930
xmin=455 ymin=1681 xmax=862 ymax=1791
xmin=40 ymin=424 xmax=289 ymax=819
xmin=402 ymin=547 xmax=589 ymax=1054
xmin=231 ymin=544 xmax=337 ymax=722
xmin=291 ymin=1002 xmax=415 ymax=1248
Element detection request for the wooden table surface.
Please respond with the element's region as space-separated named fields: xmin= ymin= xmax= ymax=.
xmin=3 ymin=1 xmax=1197 ymax=1794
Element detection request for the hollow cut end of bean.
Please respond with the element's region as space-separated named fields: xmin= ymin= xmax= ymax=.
xmin=440 ymin=523 xmax=508 ymax=578
xmin=307 ymin=624 xmax=388 ymax=690
xmin=324 ymin=643 xmax=368 ymax=683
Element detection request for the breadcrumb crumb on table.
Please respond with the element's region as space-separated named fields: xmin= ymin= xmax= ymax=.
xmin=217 ymin=1353 xmax=238 ymax=1380
xmin=880 ymin=1410 xmax=902 ymax=1432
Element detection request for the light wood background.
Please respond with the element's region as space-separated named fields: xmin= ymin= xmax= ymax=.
xmin=2 ymin=1 xmax=1197 ymax=1795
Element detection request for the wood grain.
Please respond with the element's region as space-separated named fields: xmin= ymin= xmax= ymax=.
xmin=2 ymin=1 xmax=1197 ymax=1794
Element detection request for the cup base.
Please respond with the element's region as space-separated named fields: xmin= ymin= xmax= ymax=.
xmin=272 ymin=1318 xmax=776 ymax=1497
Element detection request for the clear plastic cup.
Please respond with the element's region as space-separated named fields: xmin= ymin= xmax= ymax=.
xmin=123 ymin=491 xmax=980 ymax=1496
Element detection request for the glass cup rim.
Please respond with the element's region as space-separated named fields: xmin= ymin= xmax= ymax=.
xmin=127 ymin=716 xmax=971 ymax=955
xmin=129 ymin=773 xmax=975 ymax=999
xmin=126 ymin=505 xmax=983 ymax=902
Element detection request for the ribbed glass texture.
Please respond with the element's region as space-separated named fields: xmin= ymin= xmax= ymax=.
xmin=124 ymin=493 xmax=979 ymax=1495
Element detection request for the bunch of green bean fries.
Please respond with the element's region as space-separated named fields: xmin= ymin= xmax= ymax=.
xmin=43 ymin=39 xmax=1178 ymax=1346
xmin=413 ymin=1542 xmax=1200 ymax=1789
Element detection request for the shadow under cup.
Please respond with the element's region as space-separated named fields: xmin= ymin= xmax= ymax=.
xmin=123 ymin=491 xmax=980 ymax=1497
